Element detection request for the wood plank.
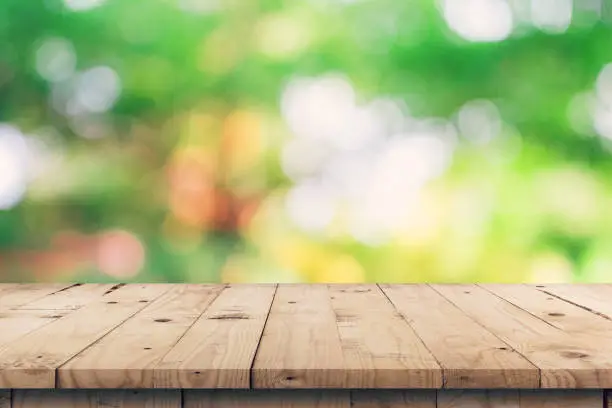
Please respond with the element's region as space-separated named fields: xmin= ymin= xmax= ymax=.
xmin=0 ymin=284 xmax=19 ymax=297
xmin=58 ymin=284 xmax=223 ymax=388
xmin=59 ymin=284 xmax=223 ymax=388
xmin=12 ymin=390 xmax=96 ymax=408
xmin=154 ymin=284 xmax=276 ymax=388
xmin=0 ymin=284 xmax=74 ymax=309
xmin=328 ymin=284 xmax=441 ymax=388
xmin=0 ymin=284 xmax=172 ymax=388
xmin=13 ymin=390 xmax=181 ymax=408
xmin=350 ymin=390 xmax=436 ymax=408
xmin=432 ymin=284 xmax=612 ymax=388
xmin=15 ymin=284 xmax=119 ymax=310
xmin=183 ymin=390 xmax=350 ymax=408
xmin=519 ymin=390 xmax=602 ymax=407
xmin=437 ymin=390 xmax=519 ymax=408
xmin=482 ymin=284 xmax=612 ymax=336
xmin=96 ymin=390 xmax=181 ymax=408
xmin=0 ymin=390 xmax=9 ymax=408
xmin=438 ymin=391 xmax=604 ymax=407
xmin=535 ymin=284 xmax=612 ymax=318
xmin=0 ymin=309 xmax=71 ymax=348
xmin=251 ymin=285 xmax=346 ymax=388
xmin=381 ymin=284 xmax=538 ymax=388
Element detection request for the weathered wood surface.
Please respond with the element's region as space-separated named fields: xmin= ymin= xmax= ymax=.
xmin=0 ymin=284 xmax=612 ymax=390
xmin=1 ymin=390 xmax=605 ymax=407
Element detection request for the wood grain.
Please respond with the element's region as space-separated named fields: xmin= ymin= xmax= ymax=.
xmin=252 ymin=285 xmax=346 ymax=388
xmin=15 ymin=284 xmax=119 ymax=311
xmin=0 ymin=284 xmax=73 ymax=309
xmin=0 ymin=309 xmax=70 ymax=349
xmin=13 ymin=389 xmax=181 ymax=408
xmin=436 ymin=390 xmax=519 ymax=408
xmin=0 ymin=284 xmax=171 ymax=388
xmin=432 ymin=284 xmax=612 ymax=388
xmin=59 ymin=285 xmax=223 ymax=388
xmin=154 ymin=284 xmax=276 ymax=388
xmin=381 ymin=284 xmax=538 ymax=388
xmin=183 ymin=390 xmax=350 ymax=408
xmin=0 ymin=284 xmax=18 ymax=298
xmin=482 ymin=284 xmax=612 ymax=338
xmin=328 ymin=284 xmax=441 ymax=388
xmin=350 ymin=390 xmax=436 ymax=408
xmin=519 ymin=390 xmax=602 ymax=407
xmin=2 ymin=284 xmax=612 ymax=392
xmin=535 ymin=284 xmax=612 ymax=318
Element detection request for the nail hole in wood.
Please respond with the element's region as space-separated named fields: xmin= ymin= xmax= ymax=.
xmin=561 ymin=351 xmax=588 ymax=359
xmin=107 ymin=301 xmax=118 ymax=304
xmin=143 ymin=347 xmax=152 ymax=350
xmin=286 ymin=376 xmax=295 ymax=381
xmin=288 ymin=301 xmax=296 ymax=304
xmin=209 ymin=313 xmax=249 ymax=320
xmin=104 ymin=283 xmax=125 ymax=295
xmin=154 ymin=318 xmax=172 ymax=323
xmin=464 ymin=291 xmax=471 ymax=294
xmin=536 ymin=285 xmax=545 ymax=288
xmin=194 ymin=371 xmax=201 ymax=375
xmin=139 ymin=300 xmax=149 ymax=303
xmin=497 ymin=347 xmax=508 ymax=350
xmin=548 ymin=312 xmax=565 ymax=317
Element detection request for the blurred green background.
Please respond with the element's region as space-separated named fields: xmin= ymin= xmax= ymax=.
xmin=1 ymin=0 xmax=612 ymax=283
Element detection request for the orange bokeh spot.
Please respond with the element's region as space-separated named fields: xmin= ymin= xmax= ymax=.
xmin=166 ymin=147 xmax=216 ymax=229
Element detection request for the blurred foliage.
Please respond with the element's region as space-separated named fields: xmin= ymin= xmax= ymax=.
xmin=1 ymin=0 xmax=612 ymax=283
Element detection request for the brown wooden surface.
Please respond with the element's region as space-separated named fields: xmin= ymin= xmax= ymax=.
xmin=155 ymin=284 xmax=276 ymax=388
xmin=433 ymin=284 xmax=612 ymax=388
xmin=381 ymin=284 xmax=538 ymax=388
xmin=1 ymin=284 xmax=612 ymax=390
xmin=59 ymin=285 xmax=224 ymax=388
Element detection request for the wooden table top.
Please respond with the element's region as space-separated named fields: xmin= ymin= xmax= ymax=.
xmin=0 ymin=283 xmax=610 ymax=390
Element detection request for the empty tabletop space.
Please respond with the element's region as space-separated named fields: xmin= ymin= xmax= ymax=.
xmin=0 ymin=283 xmax=611 ymax=389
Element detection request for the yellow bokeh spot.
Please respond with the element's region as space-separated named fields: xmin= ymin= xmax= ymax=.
xmin=396 ymin=188 xmax=444 ymax=248
xmin=222 ymin=110 xmax=263 ymax=176
xmin=528 ymin=252 xmax=574 ymax=283
xmin=181 ymin=111 xmax=218 ymax=148
xmin=255 ymin=13 xmax=312 ymax=60
xmin=221 ymin=257 xmax=247 ymax=283
xmin=198 ymin=27 xmax=242 ymax=75
xmin=315 ymin=255 xmax=366 ymax=283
